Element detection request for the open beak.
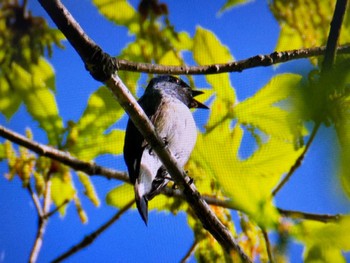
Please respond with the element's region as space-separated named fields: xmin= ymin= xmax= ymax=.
xmin=191 ymin=90 xmax=209 ymax=109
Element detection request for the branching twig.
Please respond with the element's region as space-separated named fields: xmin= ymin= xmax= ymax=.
xmin=43 ymin=199 xmax=70 ymax=219
xmin=51 ymin=200 xmax=134 ymax=263
xmin=113 ymin=45 xmax=350 ymax=75
xmin=27 ymin=183 xmax=43 ymax=217
xmin=180 ymin=240 xmax=198 ymax=263
xmin=29 ymin=179 xmax=52 ymax=263
xmin=0 ymin=125 xmax=128 ymax=182
xmin=1 ymin=125 xmax=341 ymax=224
xmin=272 ymin=122 xmax=321 ymax=196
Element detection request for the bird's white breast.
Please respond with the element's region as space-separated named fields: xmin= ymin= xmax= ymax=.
xmin=138 ymin=97 xmax=197 ymax=191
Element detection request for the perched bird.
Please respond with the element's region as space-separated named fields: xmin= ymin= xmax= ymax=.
xmin=123 ymin=75 xmax=208 ymax=225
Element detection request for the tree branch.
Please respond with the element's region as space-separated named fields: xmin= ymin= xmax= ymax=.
xmin=113 ymin=45 xmax=350 ymax=75
xmin=322 ymin=0 xmax=348 ymax=72
xmin=51 ymin=200 xmax=134 ymax=263
xmin=36 ymin=1 xmax=251 ymax=261
xmin=0 ymin=125 xmax=128 ymax=182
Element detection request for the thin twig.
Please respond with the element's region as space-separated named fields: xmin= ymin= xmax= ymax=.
xmin=0 ymin=125 xmax=128 ymax=182
xmin=272 ymin=121 xmax=321 ymax=196
xmin=1 ymin=125 xmax=341 ymax=223
xmin=262 ymin=230 xmax=274 ymax=263
xmin=43 ymin=199 xmax=70 ymax=219
xmin=27 ymin=183 xmax=43 ymax=217
xmin=51 ymin=200 xmax=135 ymax=263
xmin=29 ymin=179 xmax=52 ymax=263
xmin=113 ymin=45 xmax=350 ymax=75
xmin=180 ymin=240 xmax=198 ymax=263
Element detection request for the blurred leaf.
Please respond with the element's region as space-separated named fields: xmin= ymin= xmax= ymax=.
xmin=0 ymin=76 xmax=22 ymax=119
xmin=219 ymin=0 xmax=252 ymax=14
xmin=234 ymin=73 xmax=306 ymax=143
xmin=269 ymin=0 xmax=344 ymax=65
xmin=0 ymin=143 xmax=4 ymax=160
xmin=75 ymin=86 xmax=124 ymax=136
xmin=71 ymin=129 xmax=124 ymax=160
xmin=106 ymin=183 xmax=188 ymax=215
xmin=74 ymin=195 xmax=88 ymax=223
xmin=106 ymin=183 xmax=135 ymax=208
xmin=292 ymin=215 xmax=350 ymax=262
xmin=194 ymin=121 xmax=304 ymax=227
xmin=193 ymin=27 xmax=236 ymax=131
xmin=10 ymin=61 xmax=63 ymax=145
xmin=92 ymin=0 xmax=138 ymax=26
xmin=51 ymin=172 xmax=76 ymax=215
xmin=77 ymin=172 xmax=100 ymax=207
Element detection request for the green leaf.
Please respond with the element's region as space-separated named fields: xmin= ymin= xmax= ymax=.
xmin=0 ymin=143 xmax=5 ymax=160
xmin=77 ymin=172 xmax=100 ymax=207
xmin=194 ymin=121 xmax=304 ymax=227
xmin=0 ymin=76 xmax=22 ymax=119
xmin=219 ymin=0 xmax=252 ymax=14
xmin=106 ymin=183 xmax=187 ymax=214
xmin=193 ymin=27 xmax=236 ymax=130
xmin=75 ymin=86 xmax=124 ymax=137
xmin=234 ymin=73 xmax=306 ymax=143
xmin=92 ymin=0 xmax=138 ymax=26
xmin=51 ymin=172 xmax=76 ymax=215
xmin=11 ymin=61 xmax=63 ymax=145
xmin=292 ymin=215 xmax=350 ymax=262
xmin=71 ymin=129 xmax=125 ymax=160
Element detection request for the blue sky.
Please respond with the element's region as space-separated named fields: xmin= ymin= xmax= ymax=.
xmin=0 ymin=0 xmax=349 ymax=262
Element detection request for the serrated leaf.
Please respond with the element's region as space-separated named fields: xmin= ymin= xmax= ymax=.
xmin=194 ymin=121 xmax=304 ymax=227
xmin=51 ymin=172 xmax=76 ymax=215
xmin=234 ymin=73 xmax=306 ymax=142
xmin=71 ymin=129 xmax=125 ymax=160
xmin=92 ymin=0 xmax=137 ymax=26
xmin=11 ymin=61 xmax=63 ymax=145
xmin=75 ymin=86 xmax=124 ymax=136
xmin=292 ymin=215 xmax=350 ymax=262
xmin=0 ymin=76 xmax=22 ymax=119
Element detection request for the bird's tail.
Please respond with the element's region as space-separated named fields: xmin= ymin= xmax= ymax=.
xmin=135 ymin=194 xmax=148 ymax=225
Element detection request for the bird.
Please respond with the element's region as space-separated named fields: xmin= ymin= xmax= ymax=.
xmin=123 ymin=75 xmax=208 ymax=225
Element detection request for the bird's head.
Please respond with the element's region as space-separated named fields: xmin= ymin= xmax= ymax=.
xmin=145 ymin=75 xmax=209 ymax=109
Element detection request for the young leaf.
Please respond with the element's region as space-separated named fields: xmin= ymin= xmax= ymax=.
xmin=51 ymin=172 xmax=76 ymax=215
xmin=92 ymin=0 xmax=138 ymax=26
xmin=75 ymin=86 xmax=124 ymax=137
xmin=193 ymin=27 xmax=236 ymax=130
xmin=194 ymin=121 xmax=304 ymax=227
xmin=10 ymin=61 xmax=63 ymax=145
xmin=234 ymin=73 xmax=306 ymax=143
xmin=0 ymin=76 xmax=22 ymax=119
xmin=292 ymin=215 xmax=350 ymax=262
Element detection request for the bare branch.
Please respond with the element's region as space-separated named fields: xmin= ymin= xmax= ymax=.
xmin=27 ymin=184 xmax=44 ymax=218
xmin=43 ymin=199 xmax=70 ymax=219
xmin=29 ymin=179 xmax=52 ymax=263
xmin=51 ymin=200 xmax=134 ymax=263
xmin=114 ymin=45 xmax=350 ymax=75
xmin=322 ymin=0 xmax=349 ymax=72
xmin=180 ymin=240 xmax=198 ymax=263
xmin=262 ymin=230 xmax=274 ymax=263
xmin=0 ymin=125 xmax=128 ymax=182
